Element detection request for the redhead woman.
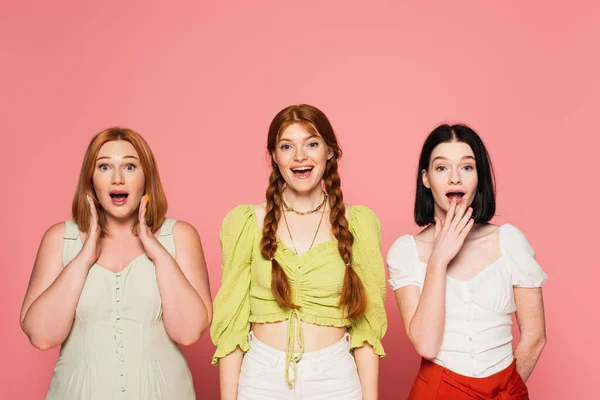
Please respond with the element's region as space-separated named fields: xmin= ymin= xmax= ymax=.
xmin=20 ymin=128 xmax=212 ymax=399
xmin=388 ymin=124 xmax=547 ymax=399
xmin=211 ymin=105 xmax=387 ymax=400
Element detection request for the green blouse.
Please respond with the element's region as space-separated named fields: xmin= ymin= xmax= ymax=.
xmin=210 ymin=204 xmax=387 ymax=387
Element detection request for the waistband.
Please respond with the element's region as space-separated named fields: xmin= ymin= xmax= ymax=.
xmin=412 ymin=358 xmax=529 ymax=400
xmin=248 ymin=329 xmax=350 ymax=387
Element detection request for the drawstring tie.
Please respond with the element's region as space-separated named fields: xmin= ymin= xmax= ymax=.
xmin=284 ymin=309 xmax=304 ymax=388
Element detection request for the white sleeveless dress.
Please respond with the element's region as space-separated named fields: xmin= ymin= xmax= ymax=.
xmin=46 ymin=218 xmax=196 ymax=400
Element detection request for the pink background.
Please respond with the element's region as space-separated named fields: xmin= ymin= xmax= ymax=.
xmin=1 ymin=1 xmax=597 ymax=398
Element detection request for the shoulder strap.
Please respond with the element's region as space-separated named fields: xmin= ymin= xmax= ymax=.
xmin=63 ymin=220 xmax=79 ymax=239
xmin=62 ymin=220 xmax=82 ymax=266
xmin=158 ymin=218 xmax=177 ymax=258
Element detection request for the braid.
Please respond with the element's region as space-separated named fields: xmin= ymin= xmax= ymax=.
xmin=324 ymin=157 xmax=367 ymax=320
xmin=260 ymin=167 xmax=299 ymax=309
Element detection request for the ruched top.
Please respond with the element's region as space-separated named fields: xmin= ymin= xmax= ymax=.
xmin=387 ymin=224 xmax=547 ymax=378
xmin=210 ymin=204 xmax=387 ymax=387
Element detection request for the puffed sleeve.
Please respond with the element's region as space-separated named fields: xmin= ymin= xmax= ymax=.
xmin=501 ymin=224 xmax=548 ymax=287
xmin=386 ymin=235 xmax=424 ymax=290
xmin=347 ymin=205 xmax=387 ymax=357
xmin=210 ymin=205 xmax=255 ymax=365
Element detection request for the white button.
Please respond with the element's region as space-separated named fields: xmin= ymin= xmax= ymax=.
xmin=120 ymin=371 xmax=124 ymax=376
xmin=472 ymin=373 xmax=476 ymax=377
xmin=116 ymin=315 xmax=121 ymax=320
xmin=120 ymin=342 xmax=124 ymax=347
xmin=116 ymin=298 xmax=120 ymax=302
xmin=116 ymin=272 xmax=122 ymax=277
xmin=119 ymin=357 xmax=124 ymax=362
xmin=468 ymin=337 xmax=473 ymax=342
xmin=121 ymin=388 xmax=126 ymax=392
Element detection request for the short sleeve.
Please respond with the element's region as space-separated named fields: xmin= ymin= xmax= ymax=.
xmin=210 ymin=205 xmax=255 ymax=365
xmin=347 ymin=206 xmax=387 ymax=357
xmin=386 ymin=235 xmax=424 ymax=290
xmin=500 ymin=224 xmax=548 ymax=288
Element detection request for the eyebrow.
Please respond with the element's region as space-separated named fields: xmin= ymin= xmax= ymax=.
xmin=278 ymin=134 xmax=320 ymax=143
xmin=96 ymin=155 xmax=139 ymax=161
xmin=431 ymin=155 xmax=476 ymax=163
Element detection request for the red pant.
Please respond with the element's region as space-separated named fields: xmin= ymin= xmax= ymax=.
xmin=408 ymin=358 xmax=529 ymax=400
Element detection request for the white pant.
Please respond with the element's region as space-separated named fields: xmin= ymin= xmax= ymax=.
xmin=237 ymin=332 xmax=362 ymax=400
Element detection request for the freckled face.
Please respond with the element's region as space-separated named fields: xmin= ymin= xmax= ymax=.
xmin=272 ymin=123 xmax=333 ymax=194
xmin=92 ymin=140 xmax=145 ymax=219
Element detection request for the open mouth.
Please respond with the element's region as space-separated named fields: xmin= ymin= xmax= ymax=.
xmin=446 ymin=191 xmax=465 ymax=202
xmin=109 ymin=191 xmax=129 ymax=205
xmin=290 ymin=166 xmax=314 ymax=179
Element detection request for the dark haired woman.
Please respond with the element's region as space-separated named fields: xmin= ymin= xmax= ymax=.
xmin=387 ymin=124 xmax=547 ymax=399
xmin=211 ymin=105 xmax=387 ymax=399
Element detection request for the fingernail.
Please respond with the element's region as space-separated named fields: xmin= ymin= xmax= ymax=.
xmin=145 ymin=194 xmax=150 ymax=202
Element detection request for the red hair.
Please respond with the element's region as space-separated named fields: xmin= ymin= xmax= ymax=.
xmin=260 ymin=105 xmax=367 ymax=319
xmin=72 ymin=127 xmax=167 ymax=234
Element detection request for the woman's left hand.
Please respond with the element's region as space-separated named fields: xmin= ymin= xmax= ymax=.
xmin=138 ymin=194 xmax=165 ymax=260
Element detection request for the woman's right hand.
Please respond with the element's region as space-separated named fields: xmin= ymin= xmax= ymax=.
xmin=77 ymin=195 xmax=101 ymax=266
xmin=428 ymin=198 xmax=474 ymax=267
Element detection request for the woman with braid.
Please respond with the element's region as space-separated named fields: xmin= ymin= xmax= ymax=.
xmin=210 ymin=104 xmax=387 ymax=400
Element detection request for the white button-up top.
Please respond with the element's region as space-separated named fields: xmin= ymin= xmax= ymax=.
xmin=387 ymin=224 xmax=547 ymax=378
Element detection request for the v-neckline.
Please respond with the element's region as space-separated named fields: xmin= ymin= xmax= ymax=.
xmin=77 ymin=233 xmax=148 ymax=274
xmin=276 ymin=236 xmax=337 ymax=258
xmin=76 ymin=225 xmax=162 ymax=274
xmin=444 ymin=256 xmax=505 ymax=284
xmin=92 ymin=253 xmax=148 ymax=275
xmin=252 ymin=205 xmax=353 ymax=259
xmin=409 ymin=224 xmax=507 ymax=284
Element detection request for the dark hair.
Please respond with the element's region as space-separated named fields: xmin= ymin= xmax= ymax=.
xmin=414 ymin=123 xmax=496 ymax=226
xmin=259 ymin=104 xmax=367 ymax=320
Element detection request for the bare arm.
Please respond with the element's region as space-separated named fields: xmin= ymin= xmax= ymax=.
xmin=20 ymin=224 xmax=89 ymax=349
xmin=218 ymin=348 xmax=244 ymax=400
xmin=394 ymin=262 xmax=448 ymax=359
xmin=137 ymin=196 xmax=212 ymax=345
xmin=513 ymin=287 xmax=546 ymax=382
xmin=354 ymin=344 xmax=379 ymax=399
xmin=152 ymin=221 xmax=212 ymax=345
xmin=21 ymin=196 xmax=100 ymax=350
xmin=394 ymin=199 xmax=474 ymax=358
